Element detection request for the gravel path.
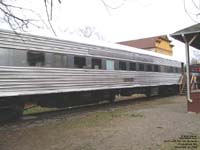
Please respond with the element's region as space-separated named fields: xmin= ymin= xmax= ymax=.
xmin=0 ymin=95 xmax=200 ymax=150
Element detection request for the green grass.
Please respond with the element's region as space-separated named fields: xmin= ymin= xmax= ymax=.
xmin=54 ymin=109 xmax=144 ymax=129
xmin=23 ymin=106 xmax=58 ymax=115
xmin=62 ymin=111 xmax=122 ymax=128
xmin=23 ymin=105 xmax=144 ymax=131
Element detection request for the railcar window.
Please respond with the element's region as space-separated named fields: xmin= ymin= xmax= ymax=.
xmin=12 ymin=50 xmax=27 ymax=66
xmin=92 ymin=58 xmax=102 ymax=69
xmin=165 ymin=66 xmax=174 ymax=73
xmin=27 ymin=51 xmax=45 ymax=66
xmin=0 ymin=48 xmax=26 ymax=66
xmin=160 ymin=66 xmax=165 ymax=72
xmin=119 ymin=61 xmax=126 ymax=70
xmin=63 ymin=55 xmax=68 ymax=67
xmin=172 ymin=67 xmax=176 ymax=73
xmin=154 ymin=65 xmax=160 ymax=72
xmin=130 ymin=62 xmax=136 ymax=71
xmin=0 ymin=48 xmax=9 ymax=66
xmin=146 ymin=64 xmax=153 ymax=72
xmin=175 ymin=67 xmax=178 ymax=73
xmin=165 ymin=66 xmax=170 ymax=73
xmin=139 ymin=63 xmax=144 ymax=71
xmin=169 ymin=67 xmax=173 ymax=73
xmin=45 ymin=53 xmax=53 ymax=67
xmin=106 ymin=60 xmax=114 ymax=70
xmin=165 ymin=66 xmax=168 ymax=73
xmin=174 ymin=67 xmax=178 ymax=73
xmin=74 ymin=56 xmax=86 ymax=68
xmin=53 ymin=54 xmax=65 ymax=68
xmin=178 ymin=68 xmax=182 ymax=73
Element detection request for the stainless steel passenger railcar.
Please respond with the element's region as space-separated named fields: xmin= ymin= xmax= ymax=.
xmin=0 ymin=29 xmax=182 ymax=120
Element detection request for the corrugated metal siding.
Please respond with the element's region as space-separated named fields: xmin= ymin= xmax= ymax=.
xmin=0 ymin=30 xmax=181 ymax=67
xmin=0 ymin=30 xmax=89 ymax=56
xmin=0 ymin=66 xmax=181 ymax=97
xmin=0 ymin=29 xmax=182 ymax=98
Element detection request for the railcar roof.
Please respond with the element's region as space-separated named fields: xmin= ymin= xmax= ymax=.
xmin=65 ymin=35 xmax=179 ymax=61
xmin=0 ymin=29 xmax=181 ymax=63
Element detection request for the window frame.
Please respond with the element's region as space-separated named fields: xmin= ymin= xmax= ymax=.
xmin=119 ymin=61 xmax=127 ymax=70
xmin=146 ymin=64 xmax=153 ymax=72
xmin=154 ymin=65 xmax=160 ymax=72
xmin=129 ymin=62 xmax=136 ymax=71
xmin=138 ymin=63 xmax=145 ymax=71
xmin=92 ymin=58 xmax=102 ymax=69
xmin=74 ymin=56 xmax=87 ymax=69
xmin=106 ymin=59 xmax=115 ymax=70
xmin=27 ymin=51 xmax=45 ymax=67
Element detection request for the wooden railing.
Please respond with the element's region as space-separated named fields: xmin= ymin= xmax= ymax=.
xmin=179 ymin=74 xmax=186 ymax=95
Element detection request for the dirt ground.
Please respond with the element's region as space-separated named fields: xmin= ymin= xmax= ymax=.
xmin=0 ymin=95 xmax=200 ymax=150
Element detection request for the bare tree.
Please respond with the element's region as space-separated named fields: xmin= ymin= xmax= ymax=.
xmin=183 ymin=0 xmax=200 ymax=23
xmin=0 ymin=0 xmax=61 ymax=34
xmin=43 ymin=0 xmax=61 ymax=36
xmin=100 ymin=0 xmax=127 ymax=15
xmin=0 ymin=0 xmax=127 ymax=35
xmin=64 ymin=26 xmax=106 ymax=41
xmin=0 ymin=0 xmax=35 ymax=31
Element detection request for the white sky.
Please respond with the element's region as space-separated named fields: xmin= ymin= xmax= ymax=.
xmin=2 ymin=0 xmax=200 ymax=62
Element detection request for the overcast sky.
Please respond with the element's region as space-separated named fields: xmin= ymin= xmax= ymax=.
xmin=2 ymin=0 xmax=200 ymax=62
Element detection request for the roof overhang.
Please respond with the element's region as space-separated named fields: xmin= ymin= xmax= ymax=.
xmin=171 ymin=24 xmax=200 ymax=103
xmin=171 ymin=23 xmax=200 ymax=49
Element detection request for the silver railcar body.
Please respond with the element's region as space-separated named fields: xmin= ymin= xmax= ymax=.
xmin=0 ymin=29 xmax=182 ymax=98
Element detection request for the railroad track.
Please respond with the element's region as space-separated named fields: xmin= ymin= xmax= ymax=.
xmin=22 ymin=95 xmax=161 ymax=120
xmin=0 ymin=95 xmax=170 ymax=125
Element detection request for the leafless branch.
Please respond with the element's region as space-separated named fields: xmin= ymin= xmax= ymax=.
xmin=100 ymin=0 xmax=127 ymax=15
xmin=0 ymin=2 xmax=31 ymax=30
xmin=64 ymin=26 xmax=106 ymax=41
xmin=100 ymin=0 xmax=111 ymax=15
xmin=51 ymin=0 xmax=53 ymax=20
xmin=44 ymin=0 xmax=57 ymax=36
xmin=101 ymin=0 xmax=127 ymax=10
xmin=79 ymin=26 xmax=94 ymax=38
xmin=0 ymin=0 xmax=61 ymax=34
xmin=183 ymin=0 xmax=199 ymax=23
xmin=192 ymin=0 xmax=200 ymax=9
xmin=0 ymin=1 xmax=47 ymax=31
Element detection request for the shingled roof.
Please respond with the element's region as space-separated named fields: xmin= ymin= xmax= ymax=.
xmin=118 ymin=35 xmax=171 ymax=49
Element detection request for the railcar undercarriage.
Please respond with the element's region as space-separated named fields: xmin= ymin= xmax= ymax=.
xmin=0 ymin=85 xmax=179 ymax=122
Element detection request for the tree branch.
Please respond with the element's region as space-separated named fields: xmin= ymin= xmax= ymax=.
xmin=44 ymin=0 xmax=57 ymax=36
xmin=100 ymin=0 xmax=127 ymax=10
xmin=183 ymin=0 xmax=199 ymax=23
xmin=0 ymin=0 xmax=61 ymax=34
xmin=0 ymin=1 xmax=31 ymax=31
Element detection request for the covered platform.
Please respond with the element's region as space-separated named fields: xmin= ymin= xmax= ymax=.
xmin=171 ymin=23 xmax=200 ymax=113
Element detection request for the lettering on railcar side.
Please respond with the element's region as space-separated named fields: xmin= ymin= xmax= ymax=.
xmin=123 ymin=78 xmax=134 ymax=82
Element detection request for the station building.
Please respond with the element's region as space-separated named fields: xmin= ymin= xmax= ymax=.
xmin=118 ymin=35 xmax=174 ymax=56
